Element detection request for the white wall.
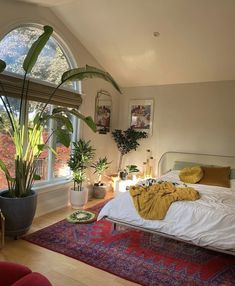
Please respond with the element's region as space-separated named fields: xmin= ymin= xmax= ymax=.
xmin=120 ymin=80 xmax=235 ymax=176
xmin=0 ymin=0 xmax=120 ymax=215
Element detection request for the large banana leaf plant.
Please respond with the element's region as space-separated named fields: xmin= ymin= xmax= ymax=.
xmin=0 ymin=25 xmax=121 ymax=198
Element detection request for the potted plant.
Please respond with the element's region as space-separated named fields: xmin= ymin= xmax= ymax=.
xmin=0 ymin=25 xmax=121 ymax=237
xmin=119 ymin=164 xmax=139 ymax=180
xmin=67 ymin=139 xmax=95 ymax=208
xmin=112 ymin=127 xmax=147 ymax=172
xmin=91 ymin=157 xmax=111 ymax=199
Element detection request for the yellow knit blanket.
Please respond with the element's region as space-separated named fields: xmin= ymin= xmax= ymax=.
xmin=129 ymin=181 xmax=200 ymax=220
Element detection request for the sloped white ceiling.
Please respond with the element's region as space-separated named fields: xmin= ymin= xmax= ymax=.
xmin=16 ymin=0 xmax=235 ymax=87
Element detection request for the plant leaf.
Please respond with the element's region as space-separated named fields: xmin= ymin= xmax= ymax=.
xmin=56 ymin=129 xmax=70 ymax=147
xmin=83 ymin=116 xmax=97 ymax=132
xmin=23 ymin=25 xmax=53 ymax=73
xmin=49 ymin=112 xmax=73 ymax=132
xmin=0 ymin=159 xmax=14 ymax=182
xmin=61 ymin=65 xmax=122 ymax=94
xmin=53 ymin=107 xmax=97 ymax=132
xmin=0 ymin=59 xmax=6 ymax=73
xmin=37 ymin=144 xmax=45 ymax=151
xmin=48 ymin=146 xmax=57 ymax=156
xmin=39 ymin=144 xmax=57 ymax=156
xmin=33 ymin=174 xmax=41 ymax=180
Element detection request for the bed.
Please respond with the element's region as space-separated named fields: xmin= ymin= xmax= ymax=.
xmin=98 ymin=152 xmax=235 ymax=256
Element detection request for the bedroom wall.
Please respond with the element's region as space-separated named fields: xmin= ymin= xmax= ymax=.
xmin=0 ymin=0 xmax=120 ymax=215
xmin=119 ymin=80 xmax=235 ymax=176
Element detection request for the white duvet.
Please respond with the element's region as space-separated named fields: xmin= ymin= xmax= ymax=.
xmin=98 ymin=171 xmax=235 ymax=252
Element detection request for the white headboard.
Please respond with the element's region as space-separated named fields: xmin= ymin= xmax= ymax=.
xmin=157 ymin=151 xmax=235 ymax=177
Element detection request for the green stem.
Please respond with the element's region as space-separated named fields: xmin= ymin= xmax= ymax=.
xmin=0 ymin=83 xmax=15 ymax=132
xmin=19 ymin=73 xmax=27 ymax=125
xmin=39 ymin=82 xmax=63 ymax=120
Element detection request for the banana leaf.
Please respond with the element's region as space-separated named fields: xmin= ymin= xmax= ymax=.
xmin=23 ymin=26 xmax=53 ymax=73
xmin=0 ymin=60 xmax=6 ymax=73
xmin=61 ymin=65 xmax=122 ymax=94
xmin=52 ymin=107 xmax=97 ymax=132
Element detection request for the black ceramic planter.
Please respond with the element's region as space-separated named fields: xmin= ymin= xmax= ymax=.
xmin=0 ymin=190 xmax=37 ymax=238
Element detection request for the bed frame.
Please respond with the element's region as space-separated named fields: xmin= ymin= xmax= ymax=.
xmin=106 ymin=151 xmax=235 ymax=256
xmin=157 ymin=151 xmax=235 ymax=177
xmin=107 ymin=217 xmax=235 ymax=256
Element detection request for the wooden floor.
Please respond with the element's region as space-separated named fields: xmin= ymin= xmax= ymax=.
xmin=0 ymin=193 xmax=138 ymax=286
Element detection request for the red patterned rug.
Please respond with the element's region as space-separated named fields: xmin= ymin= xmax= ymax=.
xmin=24 ymin=201 xmax=235 ymax=286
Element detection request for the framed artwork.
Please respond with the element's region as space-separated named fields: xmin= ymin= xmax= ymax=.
xmin=129 ymin=99 xmax=154 ymax=135
xmin=95 ymin=90 xmax=112 ymax=134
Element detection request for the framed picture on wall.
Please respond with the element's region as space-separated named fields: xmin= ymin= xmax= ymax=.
xmin=129 ymin=99 xmax=154 ymax=136
xmin=95 ymin=90 xmax=112 ymax=134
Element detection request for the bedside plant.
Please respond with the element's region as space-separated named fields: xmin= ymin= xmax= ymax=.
xmin=91 ymin=157 xmax=111 ymax=199
xmin=126 ymin=165 xmax=139 ymax=174
xmin=119 ymin=164 xmax=139 ymax=180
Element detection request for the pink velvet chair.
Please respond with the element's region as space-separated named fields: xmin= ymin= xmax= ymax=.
xmin=0 ymin=262 xmax=52 ymax=286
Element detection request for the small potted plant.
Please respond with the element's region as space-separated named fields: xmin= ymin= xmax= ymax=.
xmin=126 ymin=165 xmax=139 ymax=179
xmin=91 ymin=157 xmax=111 ymax=199
xmin=68 ymin=139 xmax=95 ymax=208
xmin=120 ymin=165 xmax=139 ymax=180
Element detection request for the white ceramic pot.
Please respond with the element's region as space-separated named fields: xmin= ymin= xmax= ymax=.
xmin=70 ymin=187 xmax=88 ymax=209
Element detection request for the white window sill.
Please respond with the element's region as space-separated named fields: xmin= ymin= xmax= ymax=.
xmin=33 ymin=178 xmax=73 ymax=194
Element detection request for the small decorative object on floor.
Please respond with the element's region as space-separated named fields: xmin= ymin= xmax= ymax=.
xmin=66 ymin=210 xmax=96 ymax=224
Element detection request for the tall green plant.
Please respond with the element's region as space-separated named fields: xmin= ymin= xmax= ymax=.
xmin=0 ymin=25 xmax=121 ymax=197
xmin=68 ymin=139 xmax=95 ymax=191
xmin=112 ymin=128 xmax=147 ymax=171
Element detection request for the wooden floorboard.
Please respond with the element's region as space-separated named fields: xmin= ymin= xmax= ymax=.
xmin=0 ymin=192 xmax=138 ymax=286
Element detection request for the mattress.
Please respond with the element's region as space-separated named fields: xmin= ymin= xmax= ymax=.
xmin=98 ymin=170 xmax=235 ymax=251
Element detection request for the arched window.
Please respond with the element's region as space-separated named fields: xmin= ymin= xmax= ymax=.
xmin=0 ymin=24 xmax=79 ymax=189
xmin=0 ymin=25 xmax=72 ymax=84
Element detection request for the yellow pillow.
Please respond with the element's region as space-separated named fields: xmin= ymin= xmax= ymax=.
xmin=199 ymin=166 xmax=230 ymax=188
xmin=179 ymin=166 xmax=203 ymax=184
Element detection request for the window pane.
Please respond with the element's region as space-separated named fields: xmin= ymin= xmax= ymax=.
xmin=54 ymin=112 xmax=73 ymax=178
xmin=54 ymin=145 xmax=71 ymax=178
xmin=0 ymin=26 xmax=72 ymax=87
xmin=28 ymin=100 xmax=51 ymax=182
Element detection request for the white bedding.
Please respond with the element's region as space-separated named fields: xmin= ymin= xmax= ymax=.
xmin=98 ymin=170 xmax=235 ymax=251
